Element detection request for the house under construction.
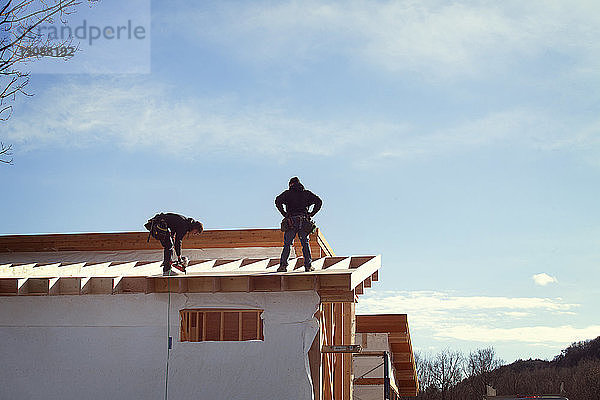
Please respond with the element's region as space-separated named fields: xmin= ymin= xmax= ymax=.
xmin=0 ymin=228 xmax=418 ymax=399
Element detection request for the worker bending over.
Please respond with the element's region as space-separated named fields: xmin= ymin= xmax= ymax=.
xmin=275 ymin=177 xmax=322 ymax=272
xmin=145 ymin=213 xmax=203 ymax=275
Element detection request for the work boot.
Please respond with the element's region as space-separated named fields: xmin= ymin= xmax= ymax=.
xmin=277 ymin=264 xmax=287 ymax=272
xmin=305 ymin=264 xmax=314 ymax=272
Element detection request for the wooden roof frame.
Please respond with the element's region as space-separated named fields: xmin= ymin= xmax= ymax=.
xmin=0 ymin=229 xmax=380 ymax=301
xmin=0 ymin=257 xmax=380 ymax=302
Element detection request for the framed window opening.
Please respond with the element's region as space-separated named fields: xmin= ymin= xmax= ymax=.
xmin=180 ymin=308 xmax=264 ymax=342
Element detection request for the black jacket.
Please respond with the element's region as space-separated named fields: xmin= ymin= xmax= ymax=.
xmin=275 ymin=183 xmax=322 ymax=217
xmin=147 ymin=213 xmax=195 ymax=257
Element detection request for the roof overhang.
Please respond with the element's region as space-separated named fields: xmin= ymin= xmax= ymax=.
xmin=0 ymin=256 xmax=379 ymax=301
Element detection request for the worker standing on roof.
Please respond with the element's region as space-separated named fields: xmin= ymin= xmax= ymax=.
xmin=144 ymin=213 xmax=203 ymax=275
xmin=275 ymin=177 xmax=322 ymax=272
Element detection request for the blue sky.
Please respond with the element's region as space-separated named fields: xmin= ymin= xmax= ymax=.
xmin=2 ymin=0 xmax=600 ymax=363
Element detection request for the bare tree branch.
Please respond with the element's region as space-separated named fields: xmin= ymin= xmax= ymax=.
xmin=0 ymin=0 xmax=81 ymax=54
xmin=0 ymin=0 xmax=94 ymax=165
xmin=428 ymin=349 xmax=464 ymax=400
xmin=0 ymin=142 xmax=14 ymax=164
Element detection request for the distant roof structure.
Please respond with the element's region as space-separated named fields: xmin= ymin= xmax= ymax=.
xmin=356 ymin=314 xmax=419 ymax=397
xmin=0 ymin=229 xmax=379 ymax=301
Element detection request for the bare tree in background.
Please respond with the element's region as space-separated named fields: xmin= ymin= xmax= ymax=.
xmin=464 ymin=347 xmax=503 ymax=397
xmin=414 ymin=352 xmax=433 ymax=392
xmin=429 ymin=349 xmax=464 ymax=400
xmin=1 ymin=0 xmax=93 ymax=164
xmin=408 ymin=341 xmax=600 ymax=400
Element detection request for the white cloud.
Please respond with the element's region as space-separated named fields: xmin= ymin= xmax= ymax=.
xmin=533 ymin=273 xmax=558 ymax=286
xmin=371 ymin=109 xmax=600 ymax=162
xmin=163 ymin=0 xmax=600 ymax=80
xmin=161 ymin=0 xmax=600 ymax=163
xmin=5 ymin=78 xmax=597 ymax=162
xmin=4 ymin=79 xmax=402 ymax=157
xmin=376 ymin=110 xmax=544 ymax=159
xmin=356 ymin=290 xmax=594 ymax=348
xmin=437 ymin=324 xmax=600 ymax=344
xmin=357 ymin=290 xmax=576 ymax=316
xmin=501 ymin=311 xmax=531 ymax=318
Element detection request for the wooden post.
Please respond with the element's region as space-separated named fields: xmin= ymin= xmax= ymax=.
xmin=334 ymin=303 xmax=343 ymax=400
xmin=321 ymin=303 xmax=334 ymax=400
xmin=219 ymin=312 xmax=225 ymax=341
xmin=343 ymin=302 xmax=355 ymax=400
xmin=256 ymin=311 xmax=261 ymax=339
xmin=384 ymin=351 xmax=390 ymax=400
xmin=180 ymin=311 xmax=187 ymax=341
xmin=195 ymin=311 xmax=200 ymax=341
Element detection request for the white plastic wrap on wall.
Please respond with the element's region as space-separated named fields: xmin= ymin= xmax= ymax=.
xmin=0 ymin=291 xmax=319 ymax=400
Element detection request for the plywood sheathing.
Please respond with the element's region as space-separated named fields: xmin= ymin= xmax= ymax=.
xmin=0 ymin=228 xmax=334 ymax=254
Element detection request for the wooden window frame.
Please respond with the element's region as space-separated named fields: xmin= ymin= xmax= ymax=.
xmin=180 ymin=308 xmax=264 ymax=342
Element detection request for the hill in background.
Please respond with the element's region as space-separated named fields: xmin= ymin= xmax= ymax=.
xmin=478 ymin=336 xmax=600 ymax=399
xmin=411 ymin=336 xmax=600 ymax=400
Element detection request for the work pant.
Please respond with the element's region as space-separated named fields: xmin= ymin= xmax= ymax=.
xmin=146 ymin=215 xmax=175 ymax=272
xmin=155 ymin=233 xmax=174 ymax=272
xmin=280 ymin=216 xmax=312 ymax=268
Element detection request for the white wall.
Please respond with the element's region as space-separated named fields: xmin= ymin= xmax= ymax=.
xmin=0 ymin=291 xmax=319 ymax=400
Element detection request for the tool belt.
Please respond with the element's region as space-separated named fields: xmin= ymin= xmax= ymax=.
xmin=281 ymin=214 xmax=317 ymax=235
xmin=145 ymin=214 xmax=171 ymax=241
